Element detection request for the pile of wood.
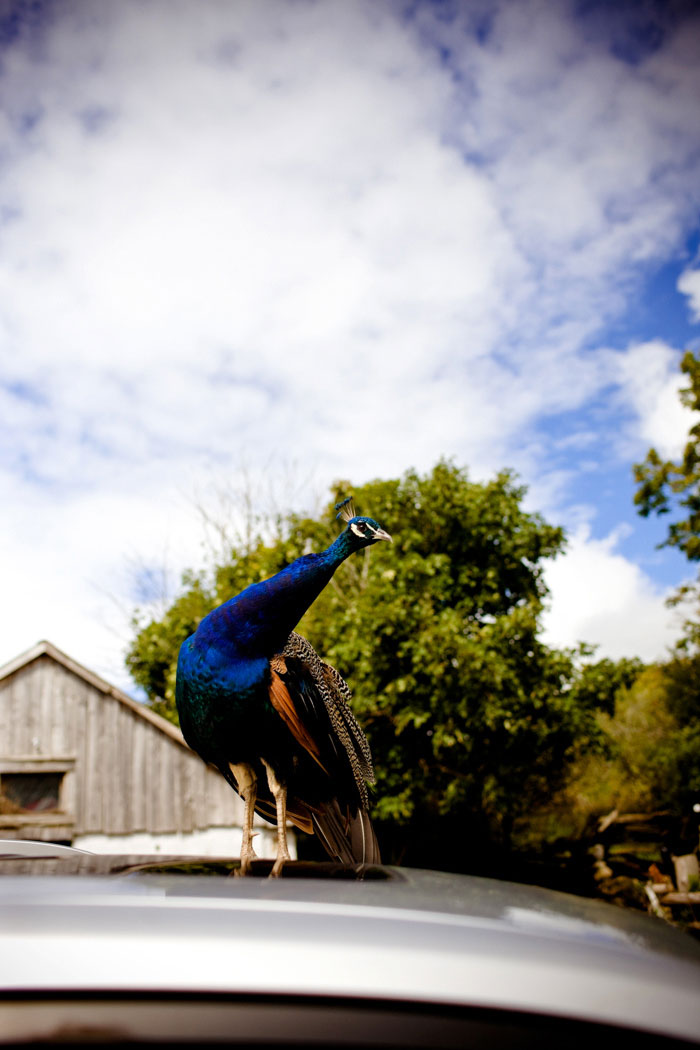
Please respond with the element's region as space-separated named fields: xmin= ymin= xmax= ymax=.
xmin=589 ymin=809 xmax=700 ymax=934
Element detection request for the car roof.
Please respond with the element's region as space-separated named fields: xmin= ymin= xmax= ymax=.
xmin=1 ymin=850 xmax=699 ymax=1043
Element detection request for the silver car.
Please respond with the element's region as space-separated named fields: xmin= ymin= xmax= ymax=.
xmin=0 ymin=841 xmax=699 ymax=1047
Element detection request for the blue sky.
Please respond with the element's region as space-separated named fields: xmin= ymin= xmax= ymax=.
xmin=1 ymin=0 xmax=700 ymax=691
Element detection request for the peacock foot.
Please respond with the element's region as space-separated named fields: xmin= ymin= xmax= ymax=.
xmin=235 ymin=832 xmax=258 ymax=877
xmin=269 ymin=846 xmax=291 ymax=878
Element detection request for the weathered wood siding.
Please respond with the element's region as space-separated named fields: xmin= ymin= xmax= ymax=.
xmin=0 ymin=647 xmax=243 ymax=839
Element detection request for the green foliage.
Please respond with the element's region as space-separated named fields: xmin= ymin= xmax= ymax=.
xmin=564 ymin=656 xmax=645 ymax=718
xmin=523 ymin=664 xmax=700 ymax=845
xmin=657 ymin=655 xmax=700 ymax=811
xmin=631 ymin=348 xmax=700 ymax=817
xmin=601 ymin=667 xmax=681 ymax=808
xmin=126 ymin=460 xmax=623 ymax=866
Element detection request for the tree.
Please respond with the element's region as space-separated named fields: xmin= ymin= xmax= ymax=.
xmin=522 ymin=665 xmax=673 ymax=845
xmin=127 ymin=460 xmax=611 ymax=869
xmin=633 ymin=348 xmax=700 ymax=818
xmin=632 ymin=347 xmax=700 ymax=656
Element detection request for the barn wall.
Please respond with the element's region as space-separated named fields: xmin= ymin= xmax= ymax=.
xmin=0 ymin=652 xmax=254 ymax=845
xmin=72 ymin=824 xmax=283 ymax=857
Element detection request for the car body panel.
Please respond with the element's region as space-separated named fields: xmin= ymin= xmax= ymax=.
xmin=0 ymin=854 xmax=699 ymax=1043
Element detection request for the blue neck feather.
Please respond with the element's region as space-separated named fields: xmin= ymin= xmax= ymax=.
xmin=205 ymin=526 xmax=362 ymax=657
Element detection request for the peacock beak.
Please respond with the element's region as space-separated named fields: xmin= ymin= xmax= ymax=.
xmin=373 ymin=528 xmax=393 ymax=543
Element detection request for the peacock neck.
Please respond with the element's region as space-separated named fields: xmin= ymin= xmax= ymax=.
xmin=213 ymin=527 xmax=358 ymax=656
xmin=321 ymin=528 xmax=358 ymax=568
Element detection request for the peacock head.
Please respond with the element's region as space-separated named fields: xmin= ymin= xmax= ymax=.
xmin=335 ymin=497 xmax=392 ymax=549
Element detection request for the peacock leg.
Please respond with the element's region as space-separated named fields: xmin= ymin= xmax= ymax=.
xmin=229 ymin=763 xmax=258 ymax=876
xmin=261 ymin=759 xmax=291 ymax=878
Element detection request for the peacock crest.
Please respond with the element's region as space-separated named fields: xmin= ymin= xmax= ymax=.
xmin=335 ymin=497 xmax=356 ymax=523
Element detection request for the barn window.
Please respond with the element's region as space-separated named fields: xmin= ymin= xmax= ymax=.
xmin=0 ymin=773 xmax=62 ymax=813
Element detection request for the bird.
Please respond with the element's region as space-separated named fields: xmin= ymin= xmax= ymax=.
xmin=175 ymin=498 xmax=391 ymax=876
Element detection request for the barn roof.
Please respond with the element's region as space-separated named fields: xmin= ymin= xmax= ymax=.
xmin=0 ymin=640 xmax=188 ymax=751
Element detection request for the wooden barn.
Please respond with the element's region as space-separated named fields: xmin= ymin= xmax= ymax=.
xmin=0 ymin=640 xmax=284 ymax=857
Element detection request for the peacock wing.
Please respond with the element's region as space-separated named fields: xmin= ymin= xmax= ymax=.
xmin=275 ymin=632 xmax=375 ymax=802
xmin=266 ymin=633 xmax=381 ymax=865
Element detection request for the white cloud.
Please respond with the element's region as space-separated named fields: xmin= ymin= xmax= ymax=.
xmin=0 ymin=0 xmax=699 ymax=686
xmin=616 ymin=340 xmax=695 ymax=459
xmin=542 ymin=525 xmax=681 ymax=662
xmin=678 ymin=266 xmax=700 ymax=323
xmin=444 ymin=1 xmax=700 ymax=274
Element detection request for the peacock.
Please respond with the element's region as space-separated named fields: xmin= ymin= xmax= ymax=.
xmin=175 ymin=498 xmax=391 ymax=876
